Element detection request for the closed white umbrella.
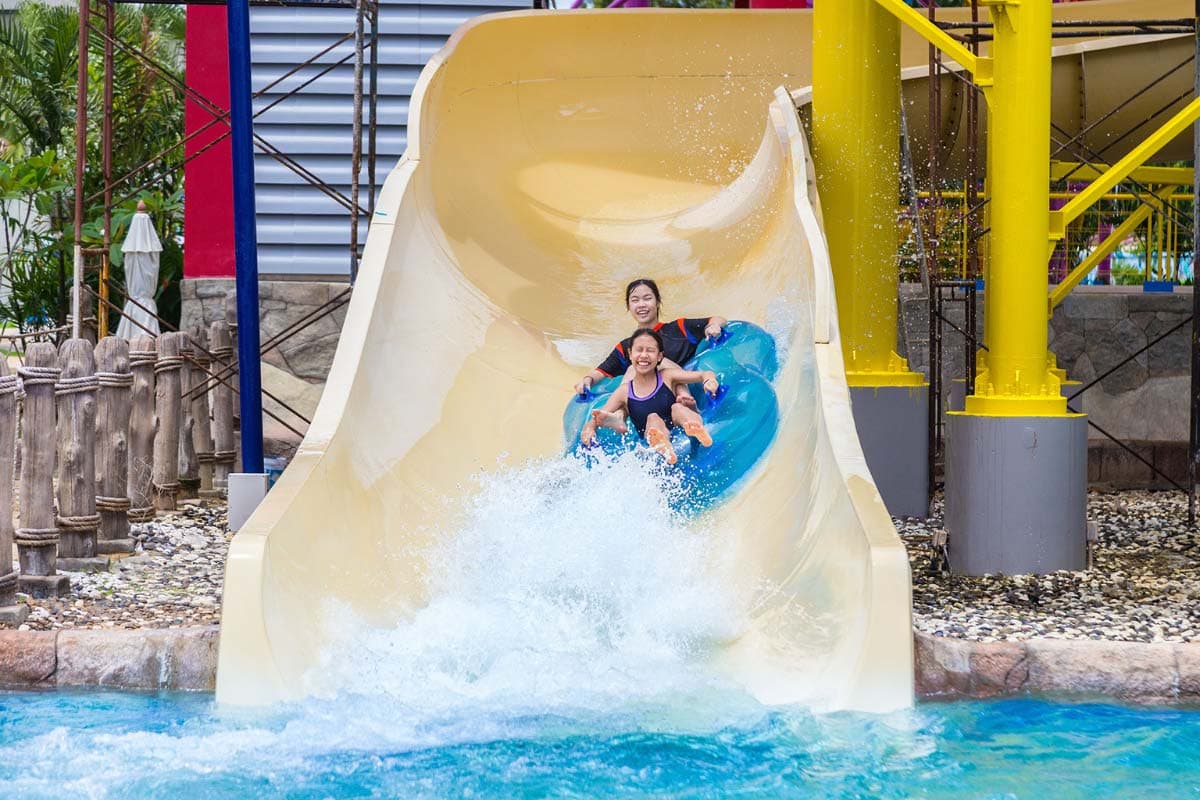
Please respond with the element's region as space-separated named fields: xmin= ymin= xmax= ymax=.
xmin=115 ymin=200 xmax=162 ymax=340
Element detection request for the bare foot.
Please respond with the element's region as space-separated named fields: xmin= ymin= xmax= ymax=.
xmin=675 ymin=392 xmax=697 ymax=410
xmin=646 ymin=427 xmax=678 ymax=465
xmin=591 ymin=409 xmax=627 ymax=435
xmin=683 ymin=420 xmax=712 ymax=447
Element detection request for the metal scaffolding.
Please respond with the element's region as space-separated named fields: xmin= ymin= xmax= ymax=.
xmin=64 ymin=0 xmax=380 ymax=438
xmin=914 ymin=2 xmax=1200 ymax=522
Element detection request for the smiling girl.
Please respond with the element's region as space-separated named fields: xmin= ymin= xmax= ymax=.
xmin=573 ymin=279 xmax=728 ymax=407
xmin=579 ymin=328 xmax=718 ymax=465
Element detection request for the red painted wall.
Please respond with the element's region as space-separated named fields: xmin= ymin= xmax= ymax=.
xmin=184 ymin=6 xmax=236 ymax=279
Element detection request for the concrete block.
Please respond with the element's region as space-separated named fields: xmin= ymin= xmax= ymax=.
xmin=18 ymin=574 xmax=71 ymax=599
xmin=1177 ymin=644 xmax=1200 ymax=701
xmin=0 ymin=630 xmax=56 ymax=686
xmin=1024 ymin=639 xmax=1176 ymax=702
xmin=946 ymin=414 xmax=1087 ymax=575
xmin=56 ymin=629 xmax=166 ymax=689
xmin=850 ymin=385 xmax=929 ymax=519
xmin=0 ymin=604 xmax=29 ymax=627
xmin=228 ymin=473 xmax=270 ymax=531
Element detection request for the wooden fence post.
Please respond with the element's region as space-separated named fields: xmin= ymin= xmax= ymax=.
xmin=17 ymin=343 xmax=70 ymax=597
xmin=95 ymin=336 xmax=135 ymax=555
xmin=177 ymin=332 xmax=199 ymax=499
xmin=211 ymin=320 xmax=236 ymax=492
xmin=0 ymin=360 xmax=27 ymax=624
xmin=55 ymin=339 xmax=106 ymax=572
xmin=127 ymin=335 xmax=157 ymax=524
xmin=190 ymin=323 xmax=217 ymax=497
xmin=152 ymin=331 xmax=183 ymax=512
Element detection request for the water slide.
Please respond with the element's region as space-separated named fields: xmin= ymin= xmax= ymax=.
xmin=217 ymin=3 xmax=1194 ymax=713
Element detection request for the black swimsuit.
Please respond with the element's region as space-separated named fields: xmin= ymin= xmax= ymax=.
xmin=627 ymin=374 xmax=677 ymax=437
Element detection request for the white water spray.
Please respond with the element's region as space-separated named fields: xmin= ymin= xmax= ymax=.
xmin=309 ymin=451 xmax=759 ymax=723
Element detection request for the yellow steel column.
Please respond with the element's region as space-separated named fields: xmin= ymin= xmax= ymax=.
xmin=813 ymin=0 xmax=922 ymax=387
xmin=968 ymin=0 xmax=1063 ymax=415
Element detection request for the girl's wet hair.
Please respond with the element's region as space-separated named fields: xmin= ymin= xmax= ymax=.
xmin=629 ymin=327 xmax=665 ymax=353
xmin=625 ymin=278 xmax=661 ymax=308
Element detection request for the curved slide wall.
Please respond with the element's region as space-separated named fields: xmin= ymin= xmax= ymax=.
xmin=217 ymin=5 xmax=1189 ymax=712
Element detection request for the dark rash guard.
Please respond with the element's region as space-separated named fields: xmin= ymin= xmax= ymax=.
xmin=594 ymin=318 xmax=710 ymax=377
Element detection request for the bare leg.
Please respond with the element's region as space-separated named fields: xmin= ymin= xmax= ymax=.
xmin=671 ymin=402 xmax=712 ymax=447
xmin=643 ymin=413 xmax=677 ymax=464
xmin=591 ymin=409 xmax=628 ymax=434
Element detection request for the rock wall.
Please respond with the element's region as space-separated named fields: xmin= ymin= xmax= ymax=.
xmin=1052 ymin=288 xmax=1192 ymax=443
xmin=899 ymin=284 xmax=1193 ymax=444
xmin=180 ymin=278 xmax=349 ymax=385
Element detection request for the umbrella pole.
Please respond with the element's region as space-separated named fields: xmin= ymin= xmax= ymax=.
xmin=71 ymin=0 xmax=90 ymax=340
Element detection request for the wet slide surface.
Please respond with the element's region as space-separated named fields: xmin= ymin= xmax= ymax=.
xmin=217 ymin=4 xmax=1192 ymax=714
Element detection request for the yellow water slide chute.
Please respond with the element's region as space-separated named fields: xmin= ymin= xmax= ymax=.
xmin=217 ymin=3 xmax=1194 ymax=713
xmin=217 ymin=10 xmax=912 ymax=713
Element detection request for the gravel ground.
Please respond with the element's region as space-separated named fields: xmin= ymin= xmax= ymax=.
xmin=7 ymin=491 xmax=1199 ymax=642
xmin=899 ymin=490 xmax=1200 ymax=644
xmin=13 ymin=500 xmax=230 ymax=631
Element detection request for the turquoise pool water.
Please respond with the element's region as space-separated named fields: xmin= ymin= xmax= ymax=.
xmin=1 ymin=691 xmax=1197 ymax=799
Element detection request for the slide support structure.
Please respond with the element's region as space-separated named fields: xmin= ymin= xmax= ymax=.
xmin=946 ymin=0 xmax=1086 ymax=575
xmin=813 ymin=0 xmax=928 ymax=518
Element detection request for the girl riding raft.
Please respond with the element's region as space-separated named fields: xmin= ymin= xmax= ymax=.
xmin=579 ymin=327 xmax=719 ymax=465
xmin=574 ymin=278 xmax=728 ymax=409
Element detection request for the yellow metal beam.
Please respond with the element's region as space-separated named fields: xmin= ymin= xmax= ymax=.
xmin=872 ymin=0 xmax=992 ymax=85
xmin=1049 ymin=162 xmax=1194 ymax=187
xmin=966 ymin=0 xmax=1063 ymax=416
xmin=1047 ymin=203 xmax=1153 ymax=311
xmin=1051 ymin=95 xmax=1200 ymax=239
xmin=813 ymin=0 xmax=923 ymax=387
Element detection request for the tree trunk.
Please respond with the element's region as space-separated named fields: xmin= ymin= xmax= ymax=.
xmin=95 ymin=336 xmax=135 ymax=554
xmin=127 ymin=335 xmax=157 ymax=523
xmin=152 ymin=332 xmax=183 ymax=512
xmin=55 ymin=338 xmax=102 ymax=570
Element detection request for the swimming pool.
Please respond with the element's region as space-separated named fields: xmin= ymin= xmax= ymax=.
xmin=2 ymin=690 xmax=1197 ymax=799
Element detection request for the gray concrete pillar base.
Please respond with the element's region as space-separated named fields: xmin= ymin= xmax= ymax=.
xmin=0 ymin=603 xmax=29 ymax=627
xmin=57 ymin=557 xmax=111 ymax=573
xmin=850 ymin=384 xmax=930 ymax=518
xmin=228 ymin=473 xmax=270 ymax=531
xmin=18 ymin=574 xmax=71 ymax=599
xmin=946 ymin=412 xmax=1087 ymax=575
xmin=96 ymin=538 xmax=137 ymax=556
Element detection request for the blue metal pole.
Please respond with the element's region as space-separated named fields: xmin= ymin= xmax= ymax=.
xmin=226 ymin=0 xmax=264 ymax=475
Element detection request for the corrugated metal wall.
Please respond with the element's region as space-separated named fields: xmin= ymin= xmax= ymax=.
xmin=250 ymin=0 xmax=526 ymax=278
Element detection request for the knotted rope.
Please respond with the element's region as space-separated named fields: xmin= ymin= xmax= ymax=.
xmin=95 ymin=371 xmax=134 ymax=389
xmin=56 ymin=513 xmax=100 ymax=531
xmin=95 ymin=495 xmax=132 ymax=513
xmin=154 ymin=355 xmax=184 ymax=375
xmin=18 ymin=365 xmax=60 ymax=387
xmin=128 ymin=350 xmax=157 ymax=370
xmin=15 ymin=527 xmax=59 ymax=546
xmin=127 ymin=506 xmax=155 ymax=523
xmin=55 ymin=374 xmax=99 ymax=396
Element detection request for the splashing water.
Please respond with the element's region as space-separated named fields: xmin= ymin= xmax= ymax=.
xmin=308 ymin=451 xmax=760 ymax=728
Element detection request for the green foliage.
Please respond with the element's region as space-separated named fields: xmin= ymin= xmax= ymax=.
xmin=0 ymin=4 xmax=78 ymax=156
xmin=0 ymin=1 xmax=184 ymax=331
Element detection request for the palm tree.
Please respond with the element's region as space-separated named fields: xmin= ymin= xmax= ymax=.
xmin=0 ymin=3 xmax=78 ymax=157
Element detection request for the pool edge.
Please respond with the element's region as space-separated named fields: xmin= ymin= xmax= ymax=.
xmin=1 ymin=627 xmax=1197 ymax=706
